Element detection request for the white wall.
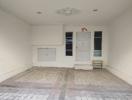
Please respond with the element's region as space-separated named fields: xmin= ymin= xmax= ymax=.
xmin=32 ymin=24 xmax=108 ymax=68
xmin=107 ymin=8 xmax=132 ymax=85
xmin=0 ymin=9 xmax=32 ymax=82
xmin=32 ymin=25 xmax=63 ymax=45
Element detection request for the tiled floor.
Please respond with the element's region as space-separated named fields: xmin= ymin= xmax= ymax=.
xmin=0 ymin=67 xmax=132 ymax=100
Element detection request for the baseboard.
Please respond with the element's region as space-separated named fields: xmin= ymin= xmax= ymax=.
xmin=0 ymin=66 xmax=31 ymax=83
xmin=34 ymin=65 xmax=74 ymax=68
xmin=106 ymin=66 xmax=132 ymax=85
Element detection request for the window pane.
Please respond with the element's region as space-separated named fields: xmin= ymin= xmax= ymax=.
xmin=65 ymin=32 xmax=73 ymax=56
xmin=94 ymin=38 xmax=102 ymax=50
xmin=94 ymin=31 xmax=102 ymax=37
xmin=94 ymin=31 xmax=102 ymax=57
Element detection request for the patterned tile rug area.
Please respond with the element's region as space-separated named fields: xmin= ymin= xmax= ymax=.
xmin=67 ymin=69 xmax=132 ymax=89
xmin=0 ymin=67 xmax=132 ymax=100
xmin=65 ymin=89 xmax=132 ymax=100
xmin=1 ymin=67 xmax=66 ymax=88
xmin=0 ymin=87 xmax=60 ymax=100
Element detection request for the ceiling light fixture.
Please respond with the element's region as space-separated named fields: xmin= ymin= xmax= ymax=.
xmin=56 ymin=7 xmax=80 ymax=16
xmin=93 ymin=9 xmax=98 ymax=12
xmin=36 ymin=11 xmax=42 ymax=14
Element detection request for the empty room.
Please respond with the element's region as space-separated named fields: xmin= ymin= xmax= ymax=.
xmin=0 ymin=0 xmax=132 ymax=100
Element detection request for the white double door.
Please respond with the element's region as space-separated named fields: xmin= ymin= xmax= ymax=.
xmin=76 ymin=32 xmax=91 ymax=62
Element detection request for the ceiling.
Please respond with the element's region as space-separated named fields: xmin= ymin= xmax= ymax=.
xmin=0 ymin=0 xmax=132 ymax=25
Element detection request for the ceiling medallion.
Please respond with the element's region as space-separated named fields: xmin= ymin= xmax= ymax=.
xmin=56 ymin=7 xmax=80 ymax=16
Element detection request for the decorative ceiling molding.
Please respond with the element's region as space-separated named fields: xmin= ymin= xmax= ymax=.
xmin=56 ymin=7 xmax=80 ymax=16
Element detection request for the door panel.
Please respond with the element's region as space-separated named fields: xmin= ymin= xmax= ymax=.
xmin=76 ymin=32 xmax=91 ymax=61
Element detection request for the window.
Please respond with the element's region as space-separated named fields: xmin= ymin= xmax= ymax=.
xmin=65 ymin=32 xmax=73 ymax=56
xmin=94 ymin=31 xmax=102 ymax=57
